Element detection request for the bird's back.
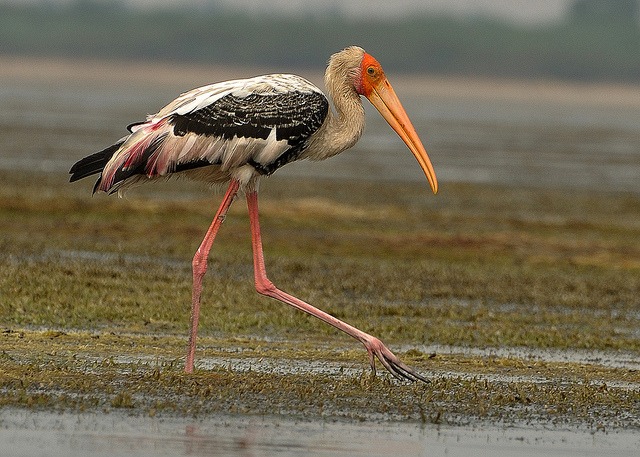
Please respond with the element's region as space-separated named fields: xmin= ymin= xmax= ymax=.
xmin=70 ymin=74 xmax=329 ymax=193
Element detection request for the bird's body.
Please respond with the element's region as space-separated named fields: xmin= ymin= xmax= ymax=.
xmin=70 ymin=46 xmax=437 ymax=382
xmin=72 ymin=48 xmax=374 ymax=195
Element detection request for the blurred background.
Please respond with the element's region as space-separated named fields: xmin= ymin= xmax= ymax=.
xmin=0 ymin=0 xmax=639 ymax=192
xmin=2 ymin=1 xmax=639 ymax=441
xmin=2 ymin=0 xmax=639 ymax=81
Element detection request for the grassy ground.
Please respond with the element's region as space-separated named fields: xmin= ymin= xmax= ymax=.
xmin=1 ymin=170 xmax=639 ymax=429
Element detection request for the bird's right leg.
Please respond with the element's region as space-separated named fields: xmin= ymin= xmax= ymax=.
xmin=185 ymin=179 xmax=240 ymax=373
xmin=245 ymin=190 xmax=428 ymax=383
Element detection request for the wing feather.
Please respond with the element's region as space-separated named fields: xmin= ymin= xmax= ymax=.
xmin=89 ymin=74 xmax=329 ymax=193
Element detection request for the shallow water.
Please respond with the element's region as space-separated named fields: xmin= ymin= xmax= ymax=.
xmin=0 ymin=66 xmax=639 ymax=194
xmin=2 ymin=409 xmax=638 ymax=457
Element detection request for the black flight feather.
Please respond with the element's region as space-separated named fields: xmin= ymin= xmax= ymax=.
xmin=69 ymin=140 xmax=123 ymax=183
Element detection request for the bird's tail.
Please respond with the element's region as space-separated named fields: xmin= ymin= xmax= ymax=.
xmin=69 ymin=140 xmax=125 ymax=192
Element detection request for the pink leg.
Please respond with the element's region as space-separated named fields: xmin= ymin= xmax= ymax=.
xmin=246 ymin=190 xmax=427 ymax=382
xmin=185 ymin=179 xmax=240 ymax=373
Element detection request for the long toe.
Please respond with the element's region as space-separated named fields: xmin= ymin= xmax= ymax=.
xmin=364 ymin=337 xmax=429 ymax=383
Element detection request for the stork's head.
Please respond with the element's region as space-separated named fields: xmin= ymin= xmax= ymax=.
xmin=331 ymin=46 xmax=438 ymax=194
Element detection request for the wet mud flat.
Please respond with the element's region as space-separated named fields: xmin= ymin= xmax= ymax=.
xmin=1 ymin=163 xmax=640 ymax=445
xmin=2 ymin=171 xmax=640 ymax=454
xmin=1 ymin=329 xmax=639 ymax=456
xmin=1 ymin=328 xmax=639 ymax=425
xmin=3 ymin=331 xmax=638 ymax=455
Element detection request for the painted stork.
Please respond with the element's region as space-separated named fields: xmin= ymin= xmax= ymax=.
xmin=69 ymin=46 xmax=438 ymax=382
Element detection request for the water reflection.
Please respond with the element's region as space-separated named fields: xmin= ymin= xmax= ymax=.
xmin=1 ymin=409 xmax=638 ymax=457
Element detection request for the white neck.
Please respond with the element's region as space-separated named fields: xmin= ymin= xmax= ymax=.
xmin=302 ymin=61 xmax=365 ymax=161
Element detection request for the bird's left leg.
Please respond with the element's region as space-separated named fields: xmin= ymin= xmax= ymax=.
xmin=246 ymin=190 xmax=427 ymax=383
xmin=185 ymin=179 xmax=240 ymax=373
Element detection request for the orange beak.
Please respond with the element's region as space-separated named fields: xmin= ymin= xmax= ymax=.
xmin=366 ymin=77 xmax=438 ymax=194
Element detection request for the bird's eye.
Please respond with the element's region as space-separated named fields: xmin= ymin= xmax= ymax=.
xmin=367 ymin=66 xmax=376 ymax=76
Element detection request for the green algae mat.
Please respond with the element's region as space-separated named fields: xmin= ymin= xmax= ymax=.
xmin=1 ymin=171 xmax=639 ymax=429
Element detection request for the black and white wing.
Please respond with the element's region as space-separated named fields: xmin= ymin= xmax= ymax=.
xmin=71 ymin=74 xmax=329 ymax=193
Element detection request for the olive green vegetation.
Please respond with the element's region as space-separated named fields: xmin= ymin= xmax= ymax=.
xmin=1 ymin=170 xmax=639 ymax=427
xmin=2 ymin=330 xmax=638 ymax=428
